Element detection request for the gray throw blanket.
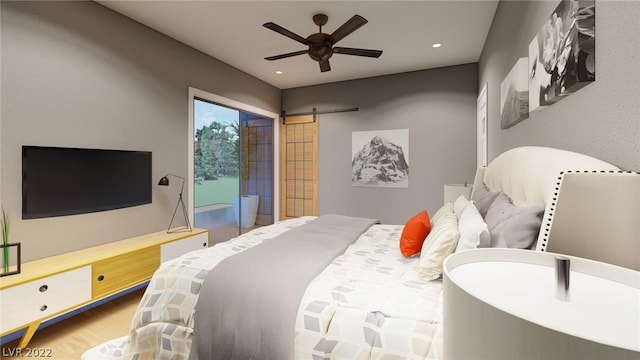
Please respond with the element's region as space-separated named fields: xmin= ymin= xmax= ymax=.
xmin=189 ymin=214 xmax=378 ymax=360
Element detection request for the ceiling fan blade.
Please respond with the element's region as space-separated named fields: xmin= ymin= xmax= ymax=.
xmin=327 ymin=15 xmax=368 ymax=45
xmin=263 ymin=22 xmax=310 ymax=46
xmin=333 ymin=47 xmax=383 ymax=58
xmin=319 ymin=60 xmax=331 ymax=72
xmin=265 ymin=50 xmax=308 ymax=61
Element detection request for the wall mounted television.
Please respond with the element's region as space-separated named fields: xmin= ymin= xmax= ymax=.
xmin=22 ymin=146 xmax=152 ymax=219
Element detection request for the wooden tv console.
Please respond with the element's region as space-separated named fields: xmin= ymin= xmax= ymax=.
xmin=0 ymin=228 xmax=209 ymax=348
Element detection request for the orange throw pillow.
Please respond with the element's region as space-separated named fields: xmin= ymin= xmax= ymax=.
xmin=399 ymin=210 xmax=432 ymax=257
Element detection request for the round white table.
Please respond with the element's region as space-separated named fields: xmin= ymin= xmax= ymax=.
xmin=443 ymin=248 xmax=640 ymax=359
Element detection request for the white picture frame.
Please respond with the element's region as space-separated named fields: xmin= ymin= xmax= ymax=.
xmin=477 ymin=83 xmax=488 ymax=167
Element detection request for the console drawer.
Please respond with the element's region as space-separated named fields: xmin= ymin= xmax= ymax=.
xmin=92 ymin=246 xmax=160 ymax=299
xmin=0 ymin=266 xmax=91 ymax=333
xmin=160 ymin=232 xmax=208 ymax=262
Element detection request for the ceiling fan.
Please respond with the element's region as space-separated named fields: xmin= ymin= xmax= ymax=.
xmin=263 ymin=14 xmax=383 ymax=73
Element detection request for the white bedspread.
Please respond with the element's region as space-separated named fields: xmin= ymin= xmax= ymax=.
xmin=82 ymin=217 xmax=444 ymax=360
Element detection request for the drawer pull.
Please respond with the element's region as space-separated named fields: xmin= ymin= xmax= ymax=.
xmin=39 ymin=285 xmax=49 ymax=292
xmin=97 ymin=275 xmax=105 ymax=281
xmin=202 ymin=242 xmax=207 ymax=247
xmin=40 ymin=305 xmax=48 ymax=312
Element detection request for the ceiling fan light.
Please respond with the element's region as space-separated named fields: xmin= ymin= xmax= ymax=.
xmin=432 ymin=43 xmax=442 ymax=48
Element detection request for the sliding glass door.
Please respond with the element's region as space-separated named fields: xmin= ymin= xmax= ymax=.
xmin=192 ymin=97 xmax=274 ymax=245
xmin=239 ymin=112 xmax=275 ymax=228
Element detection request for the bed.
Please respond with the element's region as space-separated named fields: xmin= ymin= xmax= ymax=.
xmin=82 ymin=146 xmax=637 ymax=360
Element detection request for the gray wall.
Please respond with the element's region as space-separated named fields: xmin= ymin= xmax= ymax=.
xmin=282 ymin=64 xmax=478 ymax=224
xmin=1 ymin=1 xmax=280 ymax=262
xmin=479 ymin=0 xmax=640 ymax=170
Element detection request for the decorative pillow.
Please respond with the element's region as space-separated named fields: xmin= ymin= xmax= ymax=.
xmin=419 ymin=209 xmax=460 ymax=281
xmin=453 ymin=195 xmax=473 ymax=220
xmin=399 ymin=210 xmax=431 ymax=257
xmin=455 ymin=203 xmax=490 ymax=251
xmin=471 ymin=183 xmax=500 ymax=218
xmin=431 ymin=202 xmax=453 ymax=229
xmin=484 ymin=192 xmax=545 ymax=248
xmin=430 ymin=202 xmax=454 ymax=227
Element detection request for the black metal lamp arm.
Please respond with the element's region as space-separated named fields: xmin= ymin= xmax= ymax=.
xmin=158 ymin=174 xmax=191 ymax=233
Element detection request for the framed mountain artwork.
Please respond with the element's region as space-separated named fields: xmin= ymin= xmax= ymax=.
xmin=351 ymin=129 xmax=409 ymax=188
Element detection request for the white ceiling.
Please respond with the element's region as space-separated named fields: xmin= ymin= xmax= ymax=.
xmin=97 ymin=1 xmax=499 ymax=90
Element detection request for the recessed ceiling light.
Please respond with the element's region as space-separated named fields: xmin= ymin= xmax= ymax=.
xmin=276 ymin=70 xmax=283 ymax=75
xmin=432 ymin=43 xmax=442 ymax=48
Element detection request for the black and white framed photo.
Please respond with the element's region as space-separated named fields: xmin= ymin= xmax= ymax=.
xmin=500 ymin=58 xmax=529 ymax=129
xmin=352 ymin=129 xmax=409 ymax=188
xmin=477 ymin=82 xmax=488 ymax=167
xmin=529 ymin=0 xmax=596 ymax=112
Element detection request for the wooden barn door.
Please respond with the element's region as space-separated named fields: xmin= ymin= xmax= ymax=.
xmin=280 ymin=115 xmax=318 ymax=219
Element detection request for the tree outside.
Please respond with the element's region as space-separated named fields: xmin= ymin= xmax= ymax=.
xmin=194 ymin=100 xmax=241 ymax=207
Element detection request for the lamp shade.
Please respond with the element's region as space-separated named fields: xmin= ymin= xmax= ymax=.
xmin=158 ymin=176 xmax=169 ymax=186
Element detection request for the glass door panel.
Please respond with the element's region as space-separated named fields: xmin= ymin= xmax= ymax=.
xmin=193 ymin=99 xmax=240 ymax=245
xmin=238 ymin=112 xmax=274 ymax=234
xmin=193 ymin=99 xmax=274 ymax=242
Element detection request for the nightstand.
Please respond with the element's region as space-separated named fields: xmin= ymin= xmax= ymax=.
xmin=443 ymin=248 xmax=640 ymax=359
xmin=443 ymin=183 xmax=472 ymax=203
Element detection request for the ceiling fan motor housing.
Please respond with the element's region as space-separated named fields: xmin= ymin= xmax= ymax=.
xmin=307 ymin=33 xmax=333 ymax=61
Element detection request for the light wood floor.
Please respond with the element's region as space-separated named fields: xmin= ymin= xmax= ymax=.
xmin=1 ymin=288 xmax=144 ymax=359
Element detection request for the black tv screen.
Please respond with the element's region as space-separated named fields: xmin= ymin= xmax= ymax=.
xmin=22 ymin=146 xmax=152 ymax=219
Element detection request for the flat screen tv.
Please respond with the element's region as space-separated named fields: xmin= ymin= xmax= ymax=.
xmin=22 ymin=146 xmax=152 ymax=219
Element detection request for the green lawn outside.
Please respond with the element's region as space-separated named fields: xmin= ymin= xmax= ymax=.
xmin=194 ymin=177 xmax=239 ymax=208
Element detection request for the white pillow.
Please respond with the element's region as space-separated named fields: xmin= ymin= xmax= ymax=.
xmin=430 ymin=202 xmax=454 ymax=227
xmin=455 ymin=203 xmax=490 ymax=252
xmin=419 ymin=208 xmax=460 ymax=281
xmin=453 ymin=195 xmax=473 ymax=220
